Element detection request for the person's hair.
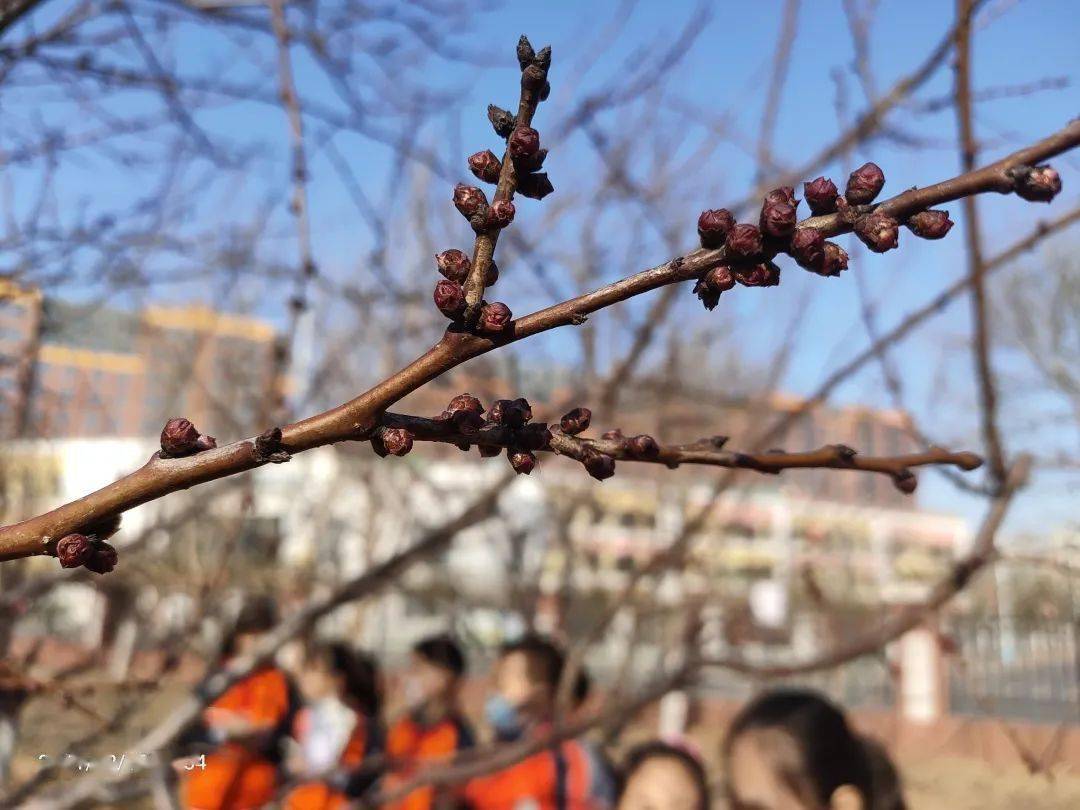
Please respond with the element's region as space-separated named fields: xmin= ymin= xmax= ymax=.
xmin=499 ymin=633 xmax=590 ymax=705
xmin=619 ymin=741 xmax=710 ymax=810
xmin=723 ymin=689 xmax=904 ymax=810
xmin=221 ymin=595 xmax=278 ymax=658
xmin=413 ymin=634 xmax=467 ymax=677
xmin=308 ymin=641 xmax=383 ymax=719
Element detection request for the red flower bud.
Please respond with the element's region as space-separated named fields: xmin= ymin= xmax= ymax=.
xmin=468 ymin=150 xmax=502 ymax=184
xmin=517 ymin=172 xmax=554 ymax=200
xmin=734 ymin=261 xmax=781 ymax=288
xmin=764 ymin=186 xmax=798 ymax=208
xmin=434 ymin=280 xmax=466 ymax=318
xmin=487 ymin=104 xmax=515 ymax=138
xmin=845 ymin=162 xmax=885 ymax=205
xmin=196 ymin=435 xmax=217 ymax=452
xmin=803 ymin=177 xmax=839 ymax=214
xmin=819 ymin=242 xmax=850 ymax=276
xmin=84 ymin=541 xmax=118 ymax=575
xmin=453 ymin=183 xmax=488 ymax=218
xmin=725 ymin=223 xmax=763 ymax=260
xmin=508 ymin=126 xmax=540 ymax=161
xmin=478 ymin=301 xmax=513 ymax=334
xmin=447 ymin=393 xmax=484 ymax=418
xmin=1013 ymin=164 xmax=1061 ymax=203
xmin=160 ymin=417 xmax=201 ymax=457
xmin=697 ymin=209 xmax=735 ymax=249
xmin=514 ymin=148 xmax=548 ymax=174
xmin=759 ymin=200 xmax=797 ymax=239
xmin=584 ymin=450 xmax=615 ymax=481
xmin=854 ymin=212 xmax=900 ymax=253
xmin=56 ymin=533 xmax=94 ymax=569
xmin=487 ymin=199 xmax=516 ymax=229
xmin=560 ymin=407 xmax=592 ymax=435
xmin=893 ymin=470 xmax=917 ymax=494
xmin=905 ymin=210 xmax=953 ymax=240
xmin=693 ymin=266 xmax=736 ymax=311
xmin=789 ymin=228 xmax=825 ymax=269
xmin=627 ymin=434 xmax=660 ymax=459
xmin=478 ymin=444 xmax=502 ymax=458
xmin=516 ymin=423 xmax=552 ymax=451
xmin=508 ymin=449 xmax=537 ymax=475
xmin=380 ymin=427 xmax=414 ymax=457
xmin=490 ymin=398 xmax=532 ymax=428
xmin=436 ymin=249 xmax=472 ymax=283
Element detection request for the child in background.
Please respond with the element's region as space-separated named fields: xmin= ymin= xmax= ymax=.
xmin=722 ymin=688 xmax=907 ymax=810
xmin=282 ymin=642 xmax=383 ymax=810
xmin=616 ymin=741 xmax=709 ymax=810
xmin=461 ymin=634 xmax=615 ymax=810
xmin=180 ymin=597 xmax=295 ymax=810
xmin=383 ymin=634 xmax=475 ymax=810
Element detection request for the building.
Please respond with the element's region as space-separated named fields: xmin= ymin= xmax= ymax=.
xmin=0 ymin=282 xmax=281 ymax=440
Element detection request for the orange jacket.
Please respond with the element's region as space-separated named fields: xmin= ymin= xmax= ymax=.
xmin=461 ymin=739 xmax=614 ymax=810
xmin=383 ymin=713 xmax=475 ymax=810
xmin=282 ymin=706 xmax=376 ymax=810
xmin=181 ymin=667 xmax=292 ymax=810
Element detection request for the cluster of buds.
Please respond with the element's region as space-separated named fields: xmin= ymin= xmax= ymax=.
xmin=54 ymin=532 xmax=118 ymax=574
xmin=160 ymin=418 xmax=216 ymax=458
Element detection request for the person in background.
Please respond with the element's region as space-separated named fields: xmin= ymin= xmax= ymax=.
xmin=383 ymin=634 xmax=474 ymax=810
xmin=460 ymin=634 xmax=615 ymax=810
xmin=616 ymin=740 xmax=709 ymax=810
xmin=281 ymin=642 xmax=383 ymax=810
xmin=179 ymin=596 xmax=296 ymax=810
xmin=721 ymin=689 xmax=907 ymax=810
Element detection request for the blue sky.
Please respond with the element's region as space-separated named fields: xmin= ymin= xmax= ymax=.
xmin=3 ymin=0 xmax=1079 ymax=535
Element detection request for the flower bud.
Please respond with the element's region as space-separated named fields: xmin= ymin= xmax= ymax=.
xmin=627 ymin=434 xmax=660 ymax=459
xmin=436 ymin=249 xmax=472 ymax=283
xmin=487 ymin=199 xmax=516 ymax=229
xmin=453 ymin=183 xmax=488 ymax=218
xmin=905 ymin=210 xmax=953 ymax=240
xmin=764 ymin=186 xmax=798 ymax=208
xmin=697 ymin=209 xmax=735 ymax=249
xmin=160 ymin=418 xmax=200 ymax=457
xmin=468 ymin=150 xmax=502 ymax=184
xmin=517 ymin=172 xmax=554 ymax=200
xmin=450 ymin=409 xmax=486 ymax=434
xmin=854 ymin=212 xmax=900 ymax=253
xmin=725 ymin=223 xmax=763 ymax=260
xmin=490 ymin=397 xmax=532 ymax=427
xmin=434 ymin=280 xmax=466 ymax=318
xmin=560 ymin=407 xmax=592 ymax=435
xmin=380 ymin=427 xmax=414 ymax=457
xmin=508 ymin=449 xmax=537 ymax=475
xmin=693 ymin=265 xmax=736 ymax=311
xmin=56 ymin=533 xmax=94 ymax=569
xmin=789 ymin=228 xmax=825 ymax=269
xmin=534 ymin=46 xmax=552 ymax=71
xmin=447 ymin=393 xmax=484 ymax=418
xmin=84 ymin=541 xmax=118 ymax=575
xmin=893 ymin=470 xmax=917 ymax=494
xmin=584 ymin=450 xmax=615 ymax=481
xmin=803 ymin=177 xmax=839 ymax=214
xmin=508 ymin=127 xmax=540 ymax=161
xmin=844 ymin=162 xmax=885 ymax=205
xmin=478 ymin=444 xmax=502 ymax=458
xmin=539 ymin=81 xmax=551 ymax=102
xmin=1013 ymin=164 xmax=1061 ymax=203
xmin=521 ymin=64 xmax=546 ymax=91
xmin=819 ymin=242 xmax=850 ymax=276
xmin=734 ymin=261 xmax=781 ymax=287
xmin=516 ymin=35 xmax=535 ymax=70
xmin=484 ymin=261 xmax=500 ymax=286
xmin=196 ymin=435 xmax=217 ymax=452
xmin=487 ymin=104 xmax=515 ymax=138
xmin=516 ymin=423 xmax=552 ymax=451
xmin=478 ymin=301 xmax=513 ymax=334
xmin=759 ymin=200 xmax=797 ymax=239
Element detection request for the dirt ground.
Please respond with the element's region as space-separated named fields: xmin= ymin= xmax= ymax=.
xmin=6 ymin=683 xmax=1080 ymax=808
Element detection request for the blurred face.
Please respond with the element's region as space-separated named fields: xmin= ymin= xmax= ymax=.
xmin=405 ymin=653 xmax=456 ymax=707
xmin=233 ymin=631 xmax=263 ymax=656
xmin=494 ymin=650 xmax=551 ymax=720
xmin=726 ymin=733 xmax=863 ymax=810
xmin=298 ymin=658 xmax=340 ymax=702
xmin=618 ymin=756 xmax=703 ymax=810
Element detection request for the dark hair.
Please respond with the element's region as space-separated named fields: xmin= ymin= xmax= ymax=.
xmin=723 ymin=689 xmax=902 ymax=810
xmin=499 ymin=633 xmax=590 ymax=705
xmin=413 ymin=634 xmax=467 ymax=677
xmin=619 ymin=741 xmax=710 ymax=810
xmin=861 ymin=735 xmax=907 ymax=810
xmin=221 ymin=595 xmax=278 ymax=658
xmin=309 ymin=642 xmax=383 ymax=719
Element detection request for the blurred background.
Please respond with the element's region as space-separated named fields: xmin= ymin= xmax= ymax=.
xmin=1 ymin=0 xmax=1078 ymax=806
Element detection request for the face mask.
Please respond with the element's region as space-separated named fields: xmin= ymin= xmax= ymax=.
xmin=484 ymin=694 xmax=525 ymax=741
